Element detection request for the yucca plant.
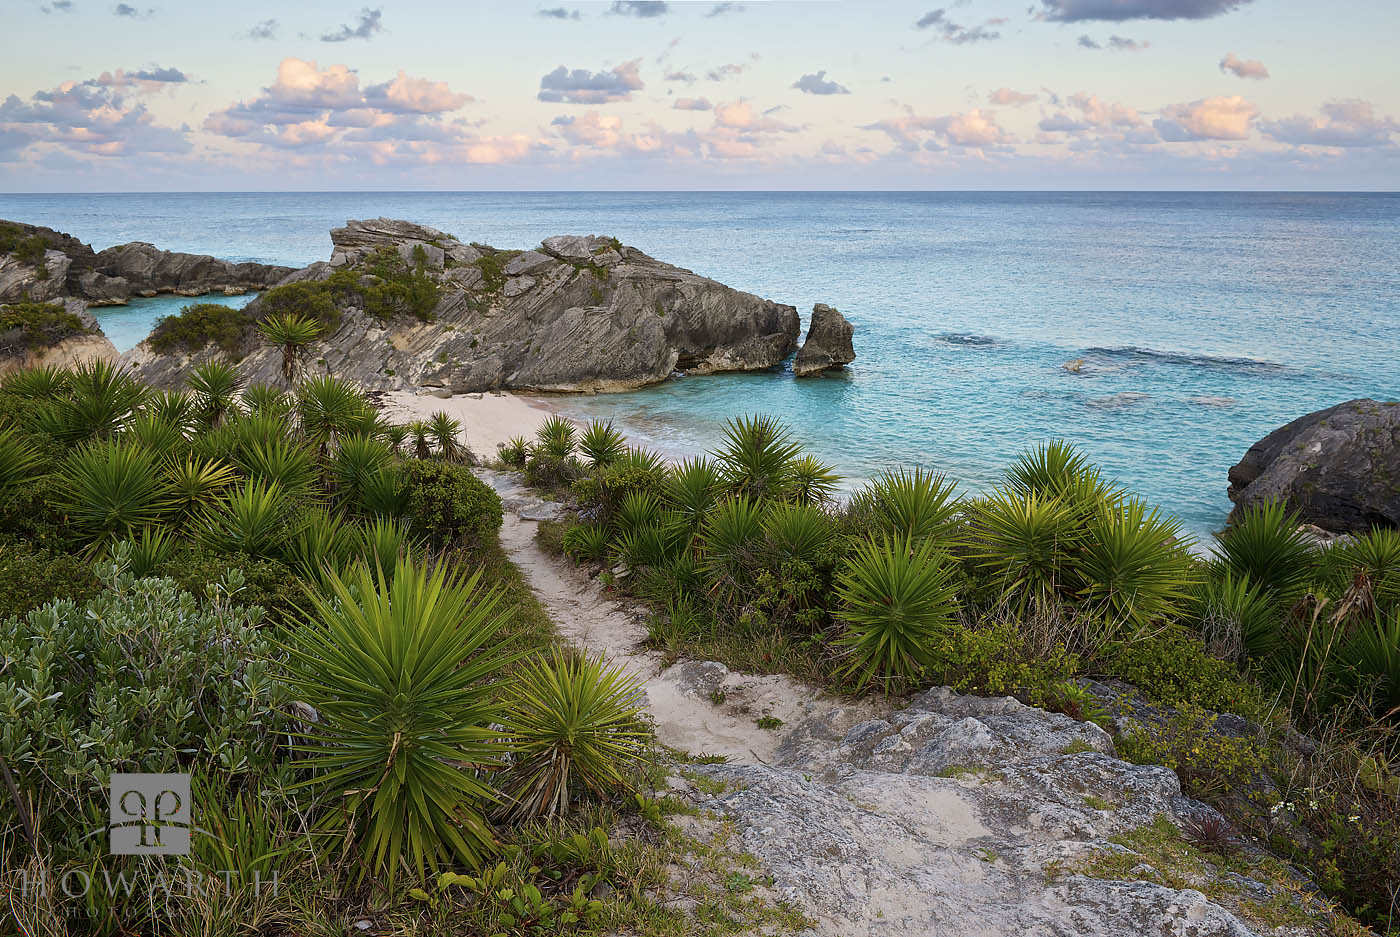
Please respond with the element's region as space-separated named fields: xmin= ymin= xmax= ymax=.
xmin=199 ymin=478 xmax=297 ymax=557
xmin=578 ymin=420 xmax=627 ymax=468
xmin=0 ymin=363 xmax=70 ymax=398
xmin=1073 ymin=498 xmax=1193 ymax=638
xmin=427 ymin=411 xmax=465 ymax=462
xmin=242 ymin=383 xmax=291 ymax=418
xmin=187 ymin=360 xmax=244 ymax=428
xmin=787 ymin=453 xmax=841 ymax=506
xmin=535 ymin=416 xmax=577 ymax=462
xmin=1192 ymin=567 xmax=1280 ymax=664
xmin=122 ymin=412 xmax=189 ymax=455
xmin=614 ymin=491 xmax=664 ymax=536
xmin=146 ymin=388 xmax=197 ymax=428
xmin=165 ymin=456 xmax=238 ymax=522
xmin=969 ymin=488 xmax=1080 ymax=619
xmin=862 ymin=467 xmax=962 ymax=545
xmin=235 ymin=437 xmax=316 ymax=496
xmin=0 ymin=425 xmax=43 ymax=496
xmin=410 ymin=421 xmax=434 ymax=460
xmin=1006 ymin=440 xmax=1124 ymax=509
xmin=1324 ymin=527 xmax=1400 ymax=624
xmin=713 ymin=415 xmax=802 ymax=501
xmin=1215 ymin=500 xmax=1317 ymax=603
xmin=615 ymin=446 xmax=667 ymax=475
xmin=834 ymin=534 xmax=960 ymax=691
xmin=284 ymin=507 xmax=361 ymax=585
xmin=562 ymin=523 xmax=611 ymax=564
xmin=257 ymin=312 xmax=324 ymax=385
xmin=59 ymin=439 xmax=173 ymax=548
xmin=699 ymin=496 xmax=766 ymax=606
xmin=283 ymin=558 xmax=516 ymax=883
xmin=498 ymin=435 xmax=529 ymax=468
xmin=333 ymin=434 xmax=394 ymax=505
xmin=357 ymin=467 xmax=409 ymax=519
xmin=501 ymin=648 xmax=650 ymax=822
xmin=665 ymin=457 xmax=724 ymax=540
xmin=383 ymin=423 xmax=410 ymax=456
xmin=1344 ymin=609 xmax=1400 ymax=718
xmin=36 ymin=359 xmax=148 ymax=443
xmin=358 ymin=516 xmax=420 ymax=573
xmin=120 ymin=525 xmax=179 ymax=577
xmin=230 ymin=409 xmax=295 ymax=454
xmin=610 ymin=525 xmax=679 ymax=578
xmin=762 ymin=500 xmax=837 ymax=566
xmin=297 ymin=375 xmax=371 ymax=454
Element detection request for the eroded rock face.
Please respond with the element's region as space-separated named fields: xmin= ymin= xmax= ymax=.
xmin=692 ymin=686 xmax=1316 ymax=937
xmin=793 ymin=302 xmax=855 ymax=377
xmin=125 ymin=220 xmax=801 ymax=393
xmin=1228 ymin=398 xmax=1400 ymax=533
xmin=0 ymin=250 xmax=71 ymax=303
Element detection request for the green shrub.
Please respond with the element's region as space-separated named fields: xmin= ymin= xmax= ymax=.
xmin=0 ymin=541 xmax=97 ymax=619
xmin=0 ymin=301 xmax=90 ymax=352
xmin=1103 ymin=625 xmax=1271 ymax=722
xmin=148 ymin=302 xmax=251 ymax=357
xmin=927 ymin=617 xmax=1080 ymax=701
xmin=259 ymin=278 xmax=341 ymax=331
xmin=361 ymin=246 xmax=441 ymax=320
xmin=1117 ymin=703 xmax=1267 ymax=800
xmin=0 ymin=223 xmax=50 ymax=274
xmin=472 ymin=249 xmax=519 ymax=292
xmin=159 ymin=548 xmax=305 ymax=625
xmin=0 ymin=553 xmax=286 ymax=873
xmin=398 ymin=457 xmax=503 ymax=550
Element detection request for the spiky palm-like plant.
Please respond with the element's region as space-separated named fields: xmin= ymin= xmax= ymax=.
xmin=427 ymin=411 xmax=464 ymax=462
xmin=834 ymin=534 xmax=960 ymax=691
xmin=1005 ymin=440 xmax=1124 ymax=509
xmin=383 ymin=423 xmax=410 ymax=457
xmin=787 ymin=454 xmax=842 ymax=507
xmin=614 ymin=490 xmax=664 ymax=536
xmin=862 ymin=467 xmax=962 ymax=545
xmin=59 ymin=440 xmax=173 ymax=548
xmin=1191 ymin=567 xmax=1280 ymax=664
xmin=498 ymin=435 xmax=529 ymax=468
xmin=578 ymin=419 xmax=627 ymax=468
xmin=762 ymin=500 xmax=837 ymax=566
xmin=122 ymin=412 xmax=189 ymax=455
xmin=0 ymin=426 xmax=43 ymax=497
xmin=0 ymin=364 xmax=70 ymax=398
xmin=562 ymin=523 xmax=611 ymax=564
xmin=198 ymin=478 xmax=297 ymax=558
xmin=165 ymin=456 xmax=237 ymax=523
xmin=1344 ymin=609 xmax=1400 ymax=718
xmin=665 ymin=456 xmax=723 ymax=541
xmin=238 ymin=437 xmax=317 ymax=495
xmin=297 ymin=375 xmax=371 ymax=454
xmin=242 ymin=383 xmax=291 ymax=418
xmin=36 ymin=359 xmax=148 ymax=443
xmin=284 ymin=507 xmax=360 ymax=585
xmin=187 ymin=361 xmax=244 ymax=428
xmin=121 ymin=525 xmax=179 ymax=577
xmin=535 ymin=416 xmax=577 ymax=461
xmin=146 ymin=389 xmax=197 ymax=429
xmin=357 ymin=516 xmax=420 ymax=574
xmin=1215 ymin=500 xmax=1317 ymax=603
xmin=283 ymin=558 xmax=515 ymax=883
xmin=1073 ymin=498 xmax=1193 ymax=638
xmin=257 ymin=312 xmax=324 ymax=386
xmin=333 ymin=434 xmax=394 ymax=506
xmin=969 ymin=488 xmax=1080 ymax=619
xmin=699 ymin=496 xmax=766 ymax=606
xmin=502 ymin=648 xmax=650 ymax=821
xmin=409 ymin=421 xmax=434 ymax=460
xmin=713 ymin=414 xmax=802 ymax=502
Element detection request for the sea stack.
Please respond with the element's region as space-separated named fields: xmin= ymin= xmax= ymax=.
xmin=793 ymin=303 xmax=856 ymax=377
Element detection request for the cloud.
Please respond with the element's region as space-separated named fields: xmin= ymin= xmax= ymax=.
xmin=1259 ymin=99 xmax=1398 ymax=148
xmin=1040 ymin=0 xmax=1250 ymax=21
xmin=42 ymin=1 xmax=74 ymax=12
xmin=112 ymin=3 xmax=151 ymax=16
xmin=244 ymin=18 xmax=278 ymax=39
xmin=538 ymin=7 xmax=580 ymax=18
xmin=914 ymin=9 xmax=1001 ymax=43
xmin=864 ymin=108 xmax=1014 ymax=149
xmin=550 ymin=110 xmax=702 ymax=159
xmin=714 ymin=99 xmax=798 ymax=133
xmin=1079 ymin=34 xmax=1148 ymax=50
xmin=538 ymin=62 xmax=644 ymax=104
xmin=989 ymin=87 xmax=1037 ymax=107
xmin=204 ymin=58 xmax=473 ymax=151
xmin=707 ymin=3 xmax=744 ymax=15
xmin=1219 ymin=53 xmax=1268 ymax=80
xmin=1038 ymin=91 xmax=1143 ymax=132
xmin=792 ymin=71 xmax=850 ymax=96
xmin=673 ymin=97 xmax=712 ymax=111
xmin=706 ymin=61 xmax=752 ymax=81
xmin=320 ymin=7 xmax=383 ymax=42
xmin=664 ymin=69 xmax=696 ymax=83
xmin=0 ymin=74 xmax=191 ymax=158
xmin=609 ymin=1 xmax=668 ymax=16
xmin=1154 ymin=95 xmax=1256 ymax=141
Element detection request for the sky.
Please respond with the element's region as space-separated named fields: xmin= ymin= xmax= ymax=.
xmin=1 ymin=0 xmax=1397 ymax=190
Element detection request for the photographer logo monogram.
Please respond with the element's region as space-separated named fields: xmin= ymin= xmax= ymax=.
xmin=108 ymin=773 xmax=191 ymax=856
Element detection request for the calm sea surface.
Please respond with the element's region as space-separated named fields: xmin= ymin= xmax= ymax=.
xmin=3 ymin=191 xmax=1397 ymax=543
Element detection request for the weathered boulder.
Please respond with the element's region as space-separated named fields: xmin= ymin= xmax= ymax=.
xmin=1228 ymin=399 xmax=1400 ymax=533
xmin=692 ymin=686 xmax=1324 ymax=937
xmin=0 ymin=250 xmax=71 ymax=303
xmin=125 ymin=220 xmax=801 ymax=394
xmin=793 ymin=302 xmax=855 ymax=377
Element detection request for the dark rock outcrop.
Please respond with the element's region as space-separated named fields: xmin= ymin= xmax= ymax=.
xmin=124 ymin=219 xmax=802 ymax=394
xmin=0 ymin=220 xmax=293 ymax=305
xmin=793 ymin=302 xmax=855 ymax=377
xmin=1228 ymin=398 xmax=1400 ymax=533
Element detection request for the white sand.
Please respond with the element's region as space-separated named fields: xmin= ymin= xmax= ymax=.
xmin=378 ymin=390 xmax=555 ymax=459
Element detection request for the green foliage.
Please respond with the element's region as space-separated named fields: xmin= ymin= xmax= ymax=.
xmin=856 ymin=467 xmax=962 ymax=543
xmin=472 ymin=249 xmax=518 ymax=292
xmin=0 ymin=425 xmax=43 ymax=496
xmin=197 ymin=478 xmax=298 ymax=558
xmin=0 ymin=540 xmax=98 ymax=620
xmin=1104 ymin=625 xmax=1271 ymax=721
xmin=34 ymin=358 xmax=148 ymax=444
xmin=700 ymin=496 xmax=766 ymax=605
xmin=1191 ymin=568 xmax=1280 ymax=664
xmin=397 ymin=457 xmax=503 ymax=549
xmin=357 ymin=246 xmax=441 ymax=320
xmin=256 ymin=311 xmax=324 ymax=383
xmin=187 ymin=359 xmax=244 ymax=427
xmin=1215 ymin=501 xmax=1317 ymax=602
xmin=713 ymin=414 xmax=802 ymax=500
xmin=1343 ymin=608 xmax=1400 ymax=718
xmin=833 ymin=535 xmax=960 ymax=690
xmin=664 ymin=456 xmax=724 ymax=538
xmin=502 ymin=648 xmax=651 ymax=821
xmin=284 ymin=558 xmax=516 ymax=884
xmin=296 ymin=373 xmax=371 ymax=446
xmin=578 ymin=419 xmax=627 ymax=468
xmin=59 ymin=439 xmax=173 ymax=548
xmin=0 ymin=223 xmax=50 ymax=271
xmin=499 ymin=434 xmax=529 ymax=468
xmin=1117 ymin=704 xmax=1267 ymax=800
xmin=968 ymin=487 xmax=1079 ymax=618
xmin=427 ymin=409 xmax=466 ymax=462
xmin=0 ymin=301 xmax=91 ymax=352
xmin=258 ymin=277 xmax=341 ymax=331
xmin=1073 ymin=498 xmax=1193 ymax=631
xmin=562 ymin=522 xmax=610 ymax=563
xmin=148 ymin=302 xmax=251 ymax=357
xmin=158 ymin=548 xmax=305 ymax=625
xmin=787 ymin=453 xmax=841 ymax=506
xmin=926 ymin=617 xmax=1080 ymax=700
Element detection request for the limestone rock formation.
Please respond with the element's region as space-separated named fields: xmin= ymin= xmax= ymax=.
xmin=793 ymin=302 xmax=855 ymax=377
xmin=0 ymin=299 xmax=117 ymax=376
xmin=124 ymin=219 xmax=802 ymax=394
xmin=0 ymin=220 xmax=293 ymax=305
xmin=1228 ymin=398 xmax=1400 ymax=533
xmin=692 ymin=686 xmax=1325 ymax=937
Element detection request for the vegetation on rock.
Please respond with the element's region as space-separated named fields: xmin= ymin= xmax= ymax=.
xmin=0 ymin=300 xmax=91 ymax=353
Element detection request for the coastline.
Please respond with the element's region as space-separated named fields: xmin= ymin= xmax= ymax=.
xmin=376 ymin=390 xmax=558 ymax=460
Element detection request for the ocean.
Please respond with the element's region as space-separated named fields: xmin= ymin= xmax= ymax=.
xmin=3 ymin=191 xmax=1397 ymax=545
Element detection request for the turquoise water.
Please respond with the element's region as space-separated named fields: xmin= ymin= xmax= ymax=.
xmin=94 ymin=292 xmax=255 ymax=351
xmin=2 ymin=191 xmax=1397 ymax=542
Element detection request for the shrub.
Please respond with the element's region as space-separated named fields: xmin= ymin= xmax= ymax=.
xmin=573 ymin=458 xmax=668 ymax=523
xmin=398 ymin=457 xmax=503 ymax=550
xmin=258 ymin=278 xmax=341 ymax=331
xmin=713 ymin=414 xmax=802 ymax=501
xmin=58 ymin=439 xmax=174 ymax=549
xmin=502 ymin=648 xmax=650 ymax=821
xmin=578 ymin=419 xmax=627 ymax=468
xmin=1215 ymin=501 xmax=1317 ymax=603
xmin=833 ymin=534 xmax=960 ymax=691
xmin=926 ymin=617 xmax=1080 ymax=701
xmin=855 ymin=467 xmax=962 ymax=544
xmin=148 ymin=302 xmax=251 ymax=357
xmin=0 ymin=301 xmax=91 ymax=352
xmin=1117 ymin=704 xmax=1267 ymax=800
xmin=0 ymin=541 xmax=97 ymax=619
xmin=361 ymin=246 xmax=441 ymax=320
xmin=159 ymin=548 xmax=305 ymax=625
xmin=0 ymin=554 xmax=286 ymax=872
xmin=283 ymin=558 xmax=515 ymax=884
xmin=0 ymin=223 xmax=50 ymax=273
xmin=1103 ymin=625 xmax=1271 ymax=722
xmin=562 ymin=522 xmax=611 ymax=563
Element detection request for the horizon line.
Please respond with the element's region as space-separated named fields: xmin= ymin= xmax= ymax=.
xmin=2 ymin=188 xmax=1398 ymax=196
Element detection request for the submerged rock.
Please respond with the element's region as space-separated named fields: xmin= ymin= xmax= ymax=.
xmin=793 ymin=302 xmax=855 ymax=377
xmin=692 ymin=686 xmax=1324 ymax=937
xmin=123 ymin=219 xmax=802 ymax=394
xmin=1228 ymin=398 xmax=1400 ymax=533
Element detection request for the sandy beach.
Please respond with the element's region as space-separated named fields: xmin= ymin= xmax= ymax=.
xmin=377 ymin=390 xmax=556 ymax=460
